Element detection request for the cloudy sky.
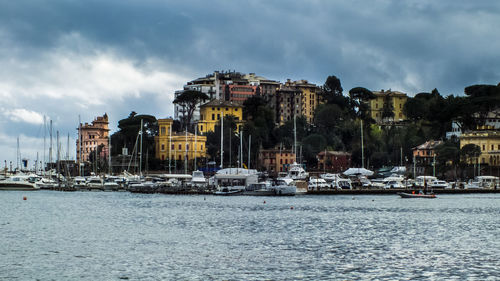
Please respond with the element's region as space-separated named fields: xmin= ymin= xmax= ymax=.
xmin=1 ymin=0 xmax=499 ymax=168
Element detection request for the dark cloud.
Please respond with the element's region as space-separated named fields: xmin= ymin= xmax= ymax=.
xmin=1 ymin=0 xmax=500 ymax=163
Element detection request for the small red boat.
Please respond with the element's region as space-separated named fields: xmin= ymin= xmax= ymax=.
xmin=398 ymin=192 xmax=436 ymax=199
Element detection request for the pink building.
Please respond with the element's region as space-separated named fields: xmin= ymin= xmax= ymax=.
xmin=224 ymin=84 xmax=261 ymax=102
xmin=76 ymin=114 xmax=110 ymax=162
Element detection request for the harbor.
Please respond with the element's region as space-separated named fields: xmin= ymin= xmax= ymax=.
xmin=2 ymin=190 xmax=499 ymax=280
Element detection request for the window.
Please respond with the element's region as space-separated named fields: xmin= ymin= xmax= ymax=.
xmin=483 ymin=145 xmax=485 ymax=151
xmin=161 ymin=127 xmax=166 ymax=135
xmin=235 ymin=108 xmax=238 ymax=111
xmin=212 ymin=107 xmax=214 ymax=110
xmin=179 ymin=144 xmax=182 ymax=150
xmin=375 ymin=104 xmax=378 ymax=109
xmin=186 ymin=144 xmax=189 ymax=150
xmin=200 ymin=114 xmax=204 ymax=120
xmin=161 ymin=144 xmax=165 ymax=151
xmin=225 ymin=108 xmax=228 ymax=111
xmin=171 ymin=144 xmax=174 ymax=150
xmin=492 ymin=145 xmax=494 ymax=150
xmin=201 ymin=145 xmax=203 ymax=150
xmin=200 ymin=125 xmax=203 ymax=131
xmin=212 ymin=114 xmax=215 ymax=120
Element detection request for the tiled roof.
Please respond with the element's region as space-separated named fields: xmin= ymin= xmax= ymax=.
xmin=200 ymin=99 xmax=244 ymax=107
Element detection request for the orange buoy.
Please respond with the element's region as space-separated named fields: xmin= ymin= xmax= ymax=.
xmin=23 ymin=196 xmax=27 ymax=200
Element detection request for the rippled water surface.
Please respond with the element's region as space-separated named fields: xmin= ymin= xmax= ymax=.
xmin=1 ymin=191 xmax=499 ymax=280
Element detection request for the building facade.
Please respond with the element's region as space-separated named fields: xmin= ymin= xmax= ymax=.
xmin=369 ymin=89 xmax=408 ymax=123
xmin=317 ymin=151 xmax=351 ymax=173
xmin=155 ymin=119 xmax=207 ymax=161
xmin=76 ymin=114 xmax=110 ymax=162
xmin=275 ymin=85 xmax=302 ymax=125
xmin=460 ymin=128 xmax=500 ymax=166
xmin=412 ymin=140 xmax=443 ymax=165
xmin=284 ymin=79 xmax=324 ymax=124
xmin=258 ymin=149 xmax=296 ymax=176
xmin=197 ymin=100 xmax=244 ymax=134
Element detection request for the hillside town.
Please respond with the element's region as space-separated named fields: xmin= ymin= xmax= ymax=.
xmin=3 ymin=71 xmax=499 ymax=193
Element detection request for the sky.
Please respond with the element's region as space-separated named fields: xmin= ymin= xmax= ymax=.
xmin=1 ymin=0 xmax=499 ymax=168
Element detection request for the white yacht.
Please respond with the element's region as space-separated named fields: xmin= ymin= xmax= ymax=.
xmin=213 ymin=168 xmax=259 ymax=195
xmin=86 ymin=176 xmax=104 ymax=190
xmin=331 ymin=176 xmax=352 ymax=190
xmin=465 ymin=176 xmax=499 ymax=189
xmin=190 ymin=170 xmax=207 ymax=189
xmin=271 ymin=179 xmax=296 ymax=195
xmin=429 ymin=180 xmax=450 ymax=189
xmin=36 ymin=177 xmax=58 ymax=189
xmin=287 ymin=162 xmax=309 ymax=181
xmin=414 ymin=176 xmax=437 ymax=188
xmin=308 ymin=177 xmax=329 ymax=191
xmin=0 ymin=174 xmax=40 ymax=190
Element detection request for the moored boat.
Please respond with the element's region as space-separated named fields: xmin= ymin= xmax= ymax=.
xmin=0 ymin=174 xmax=40 ymax=190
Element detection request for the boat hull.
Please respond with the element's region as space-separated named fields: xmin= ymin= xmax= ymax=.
xmin=0 ymin=183 xmax=39 ymax=191
xmin=398 ymin=192 xmax=436 ymax=199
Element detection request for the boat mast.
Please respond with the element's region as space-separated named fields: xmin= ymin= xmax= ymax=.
xmin=43 ymin=115 xmax=46 ymax=174
xmin=169 ymin=125 xmax=172 ymax=174
xmin=240 ymin=129 xmax=243 ymax=169
xmin=220 ymin=112 xmax=223 ymax=169
xmin=56 ymin=131 xmax=60 ymax=183
xmin=194 ymin=125 xmax=197 ymax=171
xmin=248 ymin=135 xmax=251 ymax=170
xmin=49 ymin=120 xmax=53 ymax=168
xmin=139 ymin=119 xmax=143 ymax=176
xmin=184 ymin=128 xmax=188 ymax=174
xmin=108 ymin=134 xmax=111 ymax=175
xmin=294 ymin=109 xmax=297 ymax=163
xmin=16 ymin=136 xmax=20 ymax=171
xmin=361 ymin=119 xmax=364 ymax=168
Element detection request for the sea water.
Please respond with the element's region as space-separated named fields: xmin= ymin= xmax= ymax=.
xmin=1 ymin=191 xmax=499 ymax=280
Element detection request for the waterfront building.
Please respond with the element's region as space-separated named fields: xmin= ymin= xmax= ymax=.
xmin=284 ymin=79 xmax=324 ymax=124
xmin=76 ymin=114 xmax=110 ymax=162
xmin=258 ymin=149 xmax=296 ymax=176
xmin=196 ymin=100 xmax=244 ymax=134
xmin=174 ymin=71 xmax=279 ymax=125
xmin=317 ymin=151 xmax=351 ymax=173
xmin=224 ymin=84 xmax=261 ymax=102
xmin=155 ymin=118 xmax=207 ymax=161
xmin=275 ymin=85 xmax=302 ymax=125
xmin=369 ymin=89 xmax=408 ymax=123
xmin=412 ymin=140 xmax=443 ymax=165
xmin=460 ymin=127 xmax=500 ymax=166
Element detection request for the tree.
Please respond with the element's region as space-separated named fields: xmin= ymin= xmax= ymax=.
xmin=322 ymin=75 xmax=350 ymax=109
xmin=349 ymin=87 xmax=375 ymax=121
xmin=435 ymin=138 xmax=460 ymax=179
xmin=173 ymin=90 xmax=209 ymax=131
xmin=463 ymin=84 xmax=500 ymax=127
xmin=111 ymin=112 xmax=158 ymax=172
xmin=460 ymin=144 xmax=481 ymax=165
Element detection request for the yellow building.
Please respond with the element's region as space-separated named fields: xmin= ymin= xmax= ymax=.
xmin=369 ymin=89 xmax=408 ymax=123
xmin=460 ymin=128 xmax=500 ymax=166
xmin=283 ymin=79 xmax=324 ymax=124
xmin=197 ymin=100 xmax=244 ymax=134
xmin=155 ymin=119 xmax=207 ymax=161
